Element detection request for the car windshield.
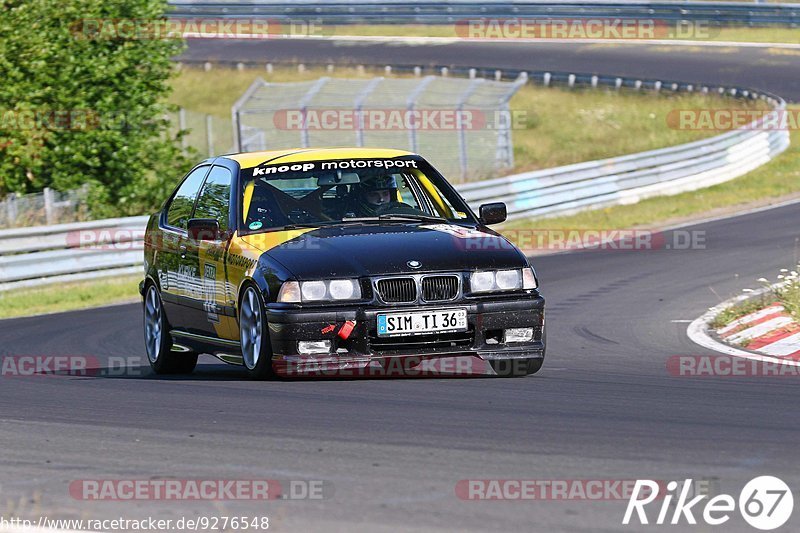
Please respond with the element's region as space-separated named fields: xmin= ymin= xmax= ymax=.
xmin=239 ymin=156 xmax=474 ymax=232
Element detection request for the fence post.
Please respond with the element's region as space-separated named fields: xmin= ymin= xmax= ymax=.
xmin=206 ymin=114 xmax=214 ymax=157
xmin=179 ymin=108 xmax=190 ymax=155
xmin=43 ymin=187 xmax=55 ymax=225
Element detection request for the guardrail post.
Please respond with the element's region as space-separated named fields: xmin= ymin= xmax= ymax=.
xmin=441 ymin=67 xmax=448 ymax=77
xmin=414 ymin=66 xmax=421 ymax=77
xmin=543 ymin=72 xmax=551 ymax=87
xmin=615 ymin=78 xmax=623 ymax=90
xmin=654 ymin=81 xmax=662 ymax=92
xmin=6 ymin=193 xmax=17 ymax=227
xmin=43 ymin=187 xmax=55 ymax=225
xmin=591 ymin=76 xmax=598 ymax=88
xmin=469 ymin=68 xmax=476 ymax=79
xmin=568 ymin=74 xmax=576 ymax=88
xmin=266 ymin=63 xmax=273 ymax=74
xmin=494 ymin=70 xmax=502 ymax=81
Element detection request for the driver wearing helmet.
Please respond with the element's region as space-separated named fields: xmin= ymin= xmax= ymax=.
xmin=347 ymin=175 xmax=398 ymax=216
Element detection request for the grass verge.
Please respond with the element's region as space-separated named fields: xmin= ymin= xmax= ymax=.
xmin=710 ymin=295 xmax=773 ymax=329
xmin=225 ymin=25 xmax=800 ymax=45
xmin=710 ymin=268 xmax=800 ymax=331
xmin=503 ymin=105 xmax=800 ymax=233
xmin=0 ymin=276 xmax=141 ymax=320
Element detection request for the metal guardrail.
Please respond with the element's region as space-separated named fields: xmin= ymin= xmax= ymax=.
xmin=0 ymin=66 xmax=790 ymax=290
xmin=0 ymin=217 xmax=148 ymax=291
xmin=168 ymin=1 xmax=800 ymax=26
xmin=460 ymin=122 xmax=789 ymax=220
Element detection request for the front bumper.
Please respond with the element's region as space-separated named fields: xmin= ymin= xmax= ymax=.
xmin=265 ymin=295 xmax=545 ymax=376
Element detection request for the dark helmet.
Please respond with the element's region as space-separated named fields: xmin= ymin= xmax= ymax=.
xmin=355 ymin=175 xmax=397 ymax=214
xmin=361 ymin=175 xmax=397 ymax=192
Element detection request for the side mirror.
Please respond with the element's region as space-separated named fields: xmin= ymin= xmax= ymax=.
xmin=478 ymin=202 xmax=507 ymax=225
xmin=187 ymin=218 xmax=220 ymax=241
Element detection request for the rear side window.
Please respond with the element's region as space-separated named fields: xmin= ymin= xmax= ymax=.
xmin=194 ymin=166 xmax=232 ymax=231
xmin=166 ymin=166 xmax=209 ymax=229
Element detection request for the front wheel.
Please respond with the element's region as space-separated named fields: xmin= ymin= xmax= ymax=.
xmin=143 ymin=284 xmax=198 ymax=375
xmin=239 ymin=286 xmax=275 ymax=380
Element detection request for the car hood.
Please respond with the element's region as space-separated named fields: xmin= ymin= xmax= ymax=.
xmin=241 ymin=223 xmax=527 ymax=279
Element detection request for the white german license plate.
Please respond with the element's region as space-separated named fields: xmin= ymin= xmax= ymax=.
xmin=376 ymin=308 xmax=467 ymax=337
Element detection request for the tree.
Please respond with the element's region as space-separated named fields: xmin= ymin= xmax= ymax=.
xmin=0 ymin=0 xmax=190 ymax=216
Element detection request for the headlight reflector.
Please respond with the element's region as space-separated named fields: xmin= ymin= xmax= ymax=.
xmin=495 ymin=269 xmax=521 ymax=290
xmin=328 ymin=279 xmax=358 ymax=300
xmin=278 ymin=279 xmax=362 ymax=303
xmin=301 ymin=281 xmax=327 ymax=301
xmin=470 ymin=271 xmax=495 ymax=292
xmin=470 ymin=269 xmax=534 ymax=293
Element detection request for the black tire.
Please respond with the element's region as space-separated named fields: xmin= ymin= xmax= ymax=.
xmin=239 ymin=285 xmax=275 ymax=380
xmin=143 ymin=283 xmax=198 ymax=375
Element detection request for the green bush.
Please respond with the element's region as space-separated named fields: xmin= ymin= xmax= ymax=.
xmin=0 ymin=0 xmax=191 ymax=216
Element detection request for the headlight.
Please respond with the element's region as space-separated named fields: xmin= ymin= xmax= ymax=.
xmin=301 ymin=281 xmax=327 ymax=301
xmin=470 ymin=268 xmax=536 ymax=293
xmin=277 ymin=279 xmax=362 ymax=303
xmin=328 ymin=279 xmax=358 ymax=300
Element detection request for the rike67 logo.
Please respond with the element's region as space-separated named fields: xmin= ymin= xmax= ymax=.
xmin=623 ymin=476 xmax=793 ymax=530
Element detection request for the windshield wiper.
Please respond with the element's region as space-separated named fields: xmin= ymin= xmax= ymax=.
xmin=341 ymin=214 xmax=446 ymax=224
xmin=264 ymin=222 xmax=323 ymax=231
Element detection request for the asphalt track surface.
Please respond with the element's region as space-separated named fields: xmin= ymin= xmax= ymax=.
xmin=2 ymin=40 xmax=800 ymax=532
xmin=181 ymin=38 xmax=800 ymax=101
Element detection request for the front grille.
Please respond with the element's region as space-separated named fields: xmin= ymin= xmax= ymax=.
xmin=422 ymin=275 xmax=459 ymax=302
xmin=376 ymin=277 xmax=416 ymax=303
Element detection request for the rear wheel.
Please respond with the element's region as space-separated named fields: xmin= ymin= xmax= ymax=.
xmin=239 ymin=286 xmax=275 ymax=380
xmin=143 ymin=284 xmax=198 ymax=375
